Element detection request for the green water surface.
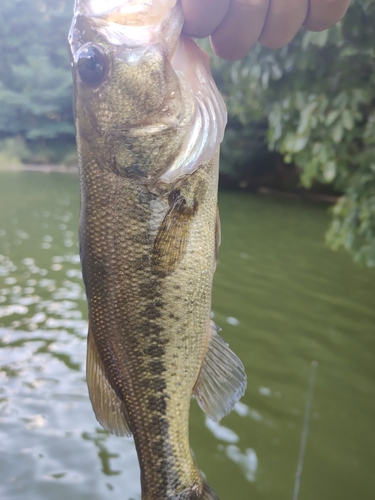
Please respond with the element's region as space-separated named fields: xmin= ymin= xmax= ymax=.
xmin=0 ymin=171 xmax=374 ymax=500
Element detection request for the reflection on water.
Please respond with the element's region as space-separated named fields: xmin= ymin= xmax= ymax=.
xmin=225 ymin=445 xmax=258 ymax=482
xmin=0 ymin=171 xmax=374 ymax=500
xmin=206 ymin=416 xmax=239 ymax=443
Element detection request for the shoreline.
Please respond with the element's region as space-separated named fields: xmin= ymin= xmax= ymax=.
xmin=0 ymin=164 xmax=78 ymax=173
xmin=0 ymin=164 xmax=338 ymax=203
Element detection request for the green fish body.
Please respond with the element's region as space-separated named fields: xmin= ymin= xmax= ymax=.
xmin=69 ymin=1 xmax=246 ymax=498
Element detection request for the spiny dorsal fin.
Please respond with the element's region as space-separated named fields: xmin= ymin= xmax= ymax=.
xmin=193 ymin=321 xmax=247 ymax=422
xmin=86 ymin=329 xmax=132 ymax=437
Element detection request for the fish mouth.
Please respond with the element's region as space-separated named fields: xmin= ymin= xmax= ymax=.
xmin=75 ymin=0 xmax=178 ymax=27
xmin=72 ymin=0 xmax=182 ymax=50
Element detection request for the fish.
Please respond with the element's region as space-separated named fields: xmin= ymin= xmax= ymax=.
xmin=68 ymin=1 xmax=246 ymax=498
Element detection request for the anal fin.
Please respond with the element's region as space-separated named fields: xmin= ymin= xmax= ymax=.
xmin=193 ymin=321 xmax=247 ymax=422
xmin=87 ymin=328 xmax=132 ymax=437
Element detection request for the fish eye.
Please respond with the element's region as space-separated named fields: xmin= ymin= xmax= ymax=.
xmin=76 ymin=44 xmax=107 ymax=85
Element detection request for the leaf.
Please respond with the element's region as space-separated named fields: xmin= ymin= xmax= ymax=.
xmin=326 ymin=110 xmax=339 ymax=126
xmin=301 ymin=30 xmax=329 ymax=49
xmin=332 ymin=122 xmax=344 ymax=143
xmin=342 ymin=110 xmax=354 ymax=130
xmin=283 ymin=133 xmax=308 ymax=154
xmin=323 ymin=161 xmax=337 ymax=182
xmin=297 ymin=101 xmax=318 ymax=135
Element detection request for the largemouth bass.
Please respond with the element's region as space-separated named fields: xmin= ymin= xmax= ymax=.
xmin=69 ymin=1 xmax=246 ymax=498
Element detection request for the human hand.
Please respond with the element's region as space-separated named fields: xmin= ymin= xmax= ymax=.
xmin=181 ymin=0 xmax=351 ymax=60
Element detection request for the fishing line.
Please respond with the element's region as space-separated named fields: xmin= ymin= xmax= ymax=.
xmin=292 ymin=360 xmax=318 ymax=500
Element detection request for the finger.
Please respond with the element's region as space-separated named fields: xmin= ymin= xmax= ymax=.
xmin=182 ymin=0 xmax=231 ymax=38
xmin=210 ymin=0 xmax=270 ymax=61
xmin=303 ymin=0 xmax=351 ymax=31
xmin=259 ymin=0 xmax=309 ymax=48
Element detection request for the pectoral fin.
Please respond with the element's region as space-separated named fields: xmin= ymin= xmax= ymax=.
xmin=86 ymin=329 xmax=132 ymax=437
xmin=193 ymin=321 xmax=247 ymax=422
xmin=152 ymin=189 xmax=198 ymax=275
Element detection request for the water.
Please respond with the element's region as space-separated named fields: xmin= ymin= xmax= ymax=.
xmin=0 ymin=171 xmax=374 ymax=500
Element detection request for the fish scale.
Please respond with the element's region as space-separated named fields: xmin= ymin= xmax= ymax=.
xmin=81 ymin=160 xmax=216 ymax=496
xmin=69 ymin=1 xmax=246 ymax=498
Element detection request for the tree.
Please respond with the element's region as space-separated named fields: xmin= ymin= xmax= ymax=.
xmin=0 ymin=0 xmax=74 ymax=141
xmin=1 ymin=1 xmax=374 ymax=265
xmin=209 ymin=0 xmax=375 ymax=266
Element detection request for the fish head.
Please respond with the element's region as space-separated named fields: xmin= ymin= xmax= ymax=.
xmin=69 ymin=0 xmax=226 ymax=185
xmin=69 ymin=0 xmax=183 ymax=131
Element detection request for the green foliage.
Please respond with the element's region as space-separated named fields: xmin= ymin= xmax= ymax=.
xmin=209 ymin=0 xmax=375 ymax=266
xmin=0 ymin=0 xmax=75 ymax=141
xmin=0 ymin=137 xmax=29 ymax=167
xmin=219 ymin=119 xmax=267 ymax=177
xmin=0 ymin=136 xmax=77 ymax=167
xmin=1 ymin=0 xmax=374 ymax=265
